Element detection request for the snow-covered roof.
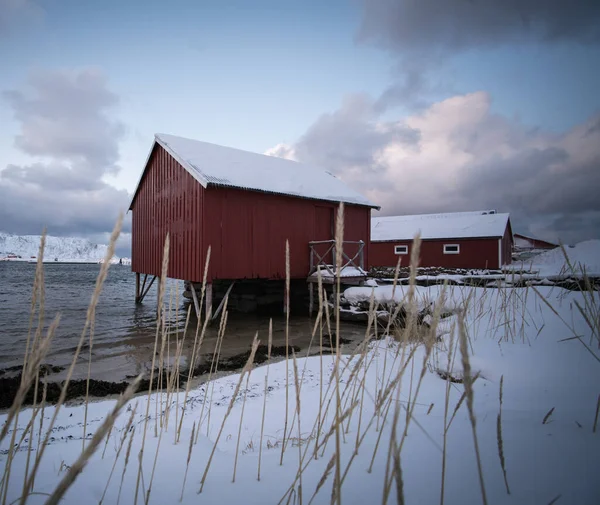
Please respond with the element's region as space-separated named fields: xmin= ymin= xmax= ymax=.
xmin=513 ymin=233 xmax=558 ymax=249
xmin=371 ymin=210 xmax=511 ymax=241
xmin=129 ymin=134 xmax=379 ymax=209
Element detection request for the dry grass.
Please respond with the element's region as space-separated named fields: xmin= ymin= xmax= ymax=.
xmin=458 ymin=312 xmax=488 ymax=505
xmin=258 ymin=319 xmax=273 ymax=481
xmin=198 ymin=335 xmax=260 ymax=494
xmin=280 ymin=240 xmax=291 ymax=467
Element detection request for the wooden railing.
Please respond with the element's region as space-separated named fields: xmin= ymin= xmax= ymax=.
xmin=308 ymin=240 xmax=365 ymax=277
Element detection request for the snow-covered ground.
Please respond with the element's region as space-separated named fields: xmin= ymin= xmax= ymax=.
xmin=1 ymin=284 xmax=599 ymax=504
xmin=509 ymin=239 xmax=600 ymax=277
xmin=0 ymin=232 xmax=126 ymax=264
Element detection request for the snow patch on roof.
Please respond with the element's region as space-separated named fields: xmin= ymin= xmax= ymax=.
xmin=371 ymin=210 xmax=510 ymax=241
xmin=138 ymin=133 xmax=379 ymax=208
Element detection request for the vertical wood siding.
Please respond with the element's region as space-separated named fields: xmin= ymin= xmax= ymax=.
xmin=203 ymin=188 xmax=371 ymax=281
xmin=369 ymin=238 xmax=502 ymax=270
xmin=501 ymin=220 xmax=514 ymax=267
xmin=131 ymin=145 xmax=204 ymax=281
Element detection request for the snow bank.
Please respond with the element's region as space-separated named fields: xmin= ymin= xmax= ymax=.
xmin=513 ymin=239 xmax=600 ymax=277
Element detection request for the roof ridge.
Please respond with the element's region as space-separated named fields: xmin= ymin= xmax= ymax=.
xmin=129 ymin=134 xmax=380 ymax=210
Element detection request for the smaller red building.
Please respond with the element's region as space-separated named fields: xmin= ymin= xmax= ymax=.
xmin=370 ymin=210 xmax=513 ymax=270
xmin=513 ymin=233 xmax=557 ymax=251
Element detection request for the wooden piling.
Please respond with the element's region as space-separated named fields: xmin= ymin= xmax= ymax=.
xmin=135 ymin=272 xmax=140 ymax=303
xmin=206 ymin=283 xmax=213 ymax=321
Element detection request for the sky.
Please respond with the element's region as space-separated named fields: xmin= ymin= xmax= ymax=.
xmin=0 ymin=0 xmax=599 ymax=255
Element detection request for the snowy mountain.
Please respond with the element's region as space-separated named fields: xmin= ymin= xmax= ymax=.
xmin=0 ymin=232 xmax=126 ymax=263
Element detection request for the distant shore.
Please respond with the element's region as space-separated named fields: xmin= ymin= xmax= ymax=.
xmin=0 ymin=258 xmax=131 ymax=265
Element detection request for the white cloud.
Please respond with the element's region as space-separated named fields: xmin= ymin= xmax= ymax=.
xmin=268 ymin=91 xmax=600 ymax=243
xmin=264 ymin=143 xmax=296 ymax=161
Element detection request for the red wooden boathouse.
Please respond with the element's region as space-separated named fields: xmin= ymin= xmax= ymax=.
xmin=369 ymin=210 xmax=513 ymax=270
xmin=129 ymin=134 xmax=379 ymax=312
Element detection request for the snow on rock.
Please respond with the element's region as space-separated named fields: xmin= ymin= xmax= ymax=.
xmin=343 ymin=284 xmax=470 ymax=313
xmin=0 ymin=232 xmax=121 ymax=263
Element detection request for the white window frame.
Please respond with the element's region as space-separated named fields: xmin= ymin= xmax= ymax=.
xmin=443 ymin=244 xmax=460 ymax=255
xmin=394 ymin=245 xmax=408 ymax=255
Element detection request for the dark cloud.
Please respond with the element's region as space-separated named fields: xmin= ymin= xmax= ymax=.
xmin=0 ymin=179 xmax=130 ymax=236
xmin=2 ymin=163 xmax=106 ymax=191
xmin=269 ymin=92 xmax=600 ymax=244
xmin=549 ymin=212 xmax=600 ymax=244
xmin=359 ymin=0 xmax=600 ymax=55
xmin=358 ymin=0 xmax=600 ymax=112
xmin=0 ymin=68 xmax=131 ymax=242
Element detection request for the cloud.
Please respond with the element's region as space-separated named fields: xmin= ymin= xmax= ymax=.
xmin=359 ymin=0 xmax=600 ymax=55
xmin=4 ymin=68 xmax=124 ymax=173
xmin=358 ymin=0 xmax=600 ymax=112
xmin=0 ymin=68 xmax=131 ymax=241
xmin=267 ymin=91 xmax=600 ymax=244
xmin=264 ymin=143 xmax=297 ymax=161
xmin=293 ymin=94 xmax=420 ymax=181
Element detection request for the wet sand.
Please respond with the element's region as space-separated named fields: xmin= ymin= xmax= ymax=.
xmin=0 ymin=312 xmax=367 ymax=408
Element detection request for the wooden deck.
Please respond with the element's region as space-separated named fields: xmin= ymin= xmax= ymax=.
xmin=306 ymin=240 xmax=368 ymax=285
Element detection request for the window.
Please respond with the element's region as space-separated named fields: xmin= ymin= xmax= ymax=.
xmin=443 ymin=244 xmax=460 ymax=254
xmin=394 ymin=245 xmax=408 ymax=255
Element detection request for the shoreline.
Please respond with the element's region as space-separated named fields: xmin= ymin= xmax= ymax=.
xmin=0 ymin=335 xmax=360 ymax=411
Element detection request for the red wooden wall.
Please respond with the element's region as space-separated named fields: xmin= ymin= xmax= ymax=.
xmin=131 ymin=144 xmax=205 ymax=281
xmin=202 ymin=187 xmax=369 ymax=281
xmin=369 ymin=237 xmax=507 ymax=270
xmin=131 ymin=145 xmax=372 ymax=282
xmin=500 ymin=222 xmax=514 ymax=266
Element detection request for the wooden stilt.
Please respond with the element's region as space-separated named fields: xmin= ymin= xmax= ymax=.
xmin=212 ymin=281 xmax=235 ymax=322
xmin=140 ymin=274 xmax=148 ymax=297
xmin=308 ymin=282 xmax=314 ymax=316
xmin=135 ymin=272 xmax=140 ymax=303
xmin=135 ymin=274 xmax=156 ymax=305
xmin=205 ymin=283 xmax=213 ymax=321
xmin=190 ymin=282 xmax=201 ymax=321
